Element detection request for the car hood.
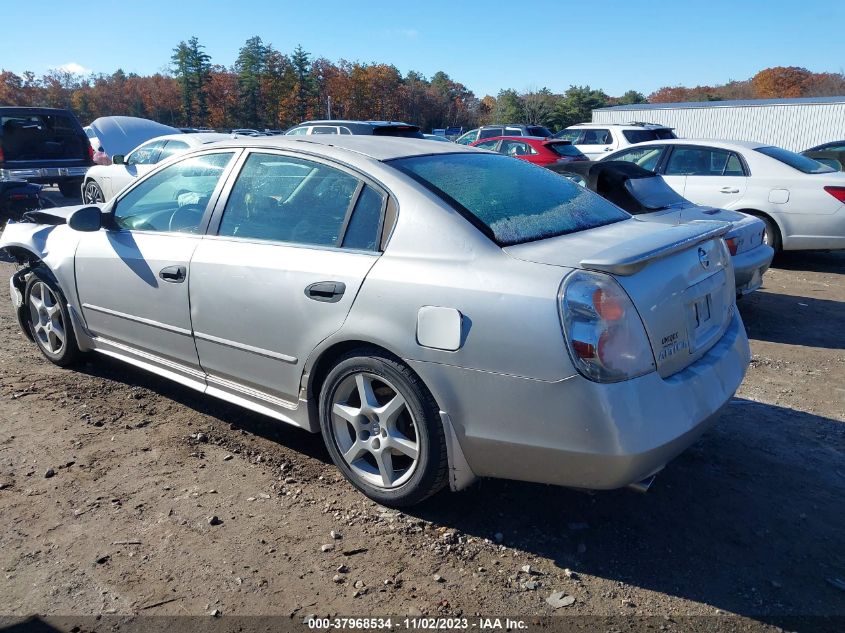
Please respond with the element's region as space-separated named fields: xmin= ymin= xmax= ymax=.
xmin=88 ymin=116 xmax=180 ymax=157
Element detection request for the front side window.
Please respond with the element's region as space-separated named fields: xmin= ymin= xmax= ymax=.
xmin=755 ymin=146 xmax=834 ymax=174
xmin=474 ymin=140 xmax=499 ymax=150
xmin=285 ymin=127 xmax=309 ymax=136
xmin=607 ymin=146 xmax=665 ymax=171
xmin=218 ymin=153 xmax=360 ymax=247
xmin=455 ymin=129 xmax=479 ymax=145
xmin=113 ymin=152 xmax=234 ymax=233
xmin=390 ymin=153 xmax=629 ymax=246
xmin=127 ymin=140 xmax=165 ymax=165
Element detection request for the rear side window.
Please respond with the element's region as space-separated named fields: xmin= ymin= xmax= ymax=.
xmin=474 ymin=140 xmax=499 ymax=150
xmin=665 ymin=147 xmax=742 ymax=176
xmin=390 ymin=153 xmax=629 ymax=246
xmin=312 ymin=126 xmax=339 ymax=134
xmin=218 ymin=153 xmax=360 ymax=247
xmin=622 ymin=129 xmax=676 ymax=143
xmin=548 ymin=143 xmax=584 ymax=157
xmin=580 ymin=129 xmax=612 ymax=145
xmin=755 ymin=146 xmax=834 ymax=174
xmin=555 ymin=129 xmax=581 ymax=143
xmin=342 ymin=185 xmax=384 ymax=251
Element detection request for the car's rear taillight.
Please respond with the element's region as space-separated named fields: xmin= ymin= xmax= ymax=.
xmin=560 ymin=270 xmax=656 ymax=382
xmin=0 ymin=146 xmax=4 ymax=163
xmin=87 ymin=144 xmax=94 ymax=161
xmin=824 ymin=186 xmax=845 ymax=203
xmin=724 ymin=237 xmax=738 ymax=256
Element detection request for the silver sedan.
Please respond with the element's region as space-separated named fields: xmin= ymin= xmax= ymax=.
xmin=0 ymin=136 xmax=750 ymax=506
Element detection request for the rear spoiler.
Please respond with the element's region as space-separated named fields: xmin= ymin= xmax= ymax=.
xmin=580 ymin=221 xmax=730 ymax=276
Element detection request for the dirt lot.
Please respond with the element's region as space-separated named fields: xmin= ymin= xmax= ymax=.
xmin=0 ymin=194 xmax=843 ymax=631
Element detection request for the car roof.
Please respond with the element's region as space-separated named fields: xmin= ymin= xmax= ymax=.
xmin=568 ymin=122 xmax=672 ymax=129
xmin=474 ymin=135 xmax=550 ymax=142
xmin=207 ymin=135 xmax=478 ymax=161
xmin=629 ymin=138 xmax=767 ymax=150
xmin=297 ymin=120 xmax=417 ymax=127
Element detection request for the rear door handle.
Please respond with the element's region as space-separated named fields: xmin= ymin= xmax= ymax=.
xmin=720 ymin=187 xmax=740 ymax=193
xmin=305 ymin=281 xmax=346 ymax=303
xmin=159 ymin=265 xmax=187 ymax=283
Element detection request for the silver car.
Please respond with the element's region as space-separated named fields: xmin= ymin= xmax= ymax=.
xmin=0 ymin=137 xmax=750 ymax=507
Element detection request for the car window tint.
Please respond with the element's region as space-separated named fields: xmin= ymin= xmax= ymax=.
xmin=158 ymin=140 xmax=190 ymax=161
xmin=479 ymin=128 xmax=503 ymax=139
xmin=622 ymin=129 xmax=662 ymax=144
xmin=548 ymin=143 xmax=584 ymax=157
xmin=114 ymin=152 xmax=234 ymax=233
xmin=286 ymin=127 xmax=308 ymax=136
xmin=504 ymin=128 xmax=524 ymax=136
xmin=755 ymin=146 xmax=834 ymax=174
xmin=218 ymin=153 xmax=359 ymax=247
xmin=580 ymin=129 xmax=612 ymax=145
xmin=474 ymin=140 xmax=499 ymax=150
xmin=555 ymin=129 xmax=581 ymax=143
xmin=339 ymin=127 xmax=353 ymax=135
xmin=127 ymin=140 xmax=165 ymax=165
xmin=527 ymin=126 xmax=552 ymax=137
xmin=724 ymin=153 xmax=745 ymax=176
xmin=666 ymin=147 xmax=733 ymax=176
xmin=390 ymin=153 xmax=629 ymax=246
xmin=501 ymin=140 xmax=531 ymax=157
xmin=608 ymin=146 xmax=664 ymax=171
xmin=312 ymin=126 xmax=338 ymax=135
xmin=342 ymin=185 xmax=384 ymax=251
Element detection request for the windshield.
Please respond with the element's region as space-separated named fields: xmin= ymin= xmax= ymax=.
xmin=389 ymin=153 xmax=629 ymax=246
xmin=755 ymin=146 xmax=834 ymax=174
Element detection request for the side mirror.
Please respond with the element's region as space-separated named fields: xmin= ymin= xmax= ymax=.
xmin=112 ymin=154 xmax=125 ymax=165
xmin=67 ymin=206 xmax=102 ymax=232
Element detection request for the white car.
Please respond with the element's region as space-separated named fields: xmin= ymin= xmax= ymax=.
xmin=81 ymin=133 xmax=229 ymax=203
xmin=602 ymin=139 xmax=845 ymax=251
xmin=554 ymin=122 xmax=677 ymax=161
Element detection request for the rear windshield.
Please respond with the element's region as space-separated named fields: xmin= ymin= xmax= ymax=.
xmin=755 ymin=146 xmax=834 ymax=174
xmin=547 ymin=143 xmax=584 ymax=157
xmin=389 ymin=153 xmax=629 ymax=246
xmin=622 ymin=129 xmax=676 ymax=143
xmin=1 ymin=112 xmax=85 ymax=161
xmin=372 ymin=126 xmax=423 ymax=139
xmin=527 ymin=126 xmax=553 ymax=137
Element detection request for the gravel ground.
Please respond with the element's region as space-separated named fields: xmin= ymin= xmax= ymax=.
xmin=0 ymin=191 xmax=843 ymax=631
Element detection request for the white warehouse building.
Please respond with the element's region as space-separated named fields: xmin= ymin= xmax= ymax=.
xmin=592 ymin=96 xmax=845 ymax=152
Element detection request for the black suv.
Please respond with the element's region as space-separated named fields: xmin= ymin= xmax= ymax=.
xmin=0 ymin=107 xmax=93 ymax=197
xmin=284 ymin=120 xmax=424 ymax=138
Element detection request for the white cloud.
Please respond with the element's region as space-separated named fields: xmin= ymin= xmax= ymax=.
xmin=53 ymin=62 xmax=92 ymax=75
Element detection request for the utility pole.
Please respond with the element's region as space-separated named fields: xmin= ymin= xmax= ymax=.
xmin=327 ymin=95 xmax=332 ymax=119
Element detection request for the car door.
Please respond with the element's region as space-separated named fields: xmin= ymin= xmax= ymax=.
xmin=188 ymin=151 xmax=386 ymax=406
xmin=74 ymin=150 xmax=239 ymax=380
xmin=663 ymin=145 xmax=748 ymax=208
xmin=105 ymin=140 xmax=166 ymax=199
xmin=576 ymin=128 xmax=615 ymax=160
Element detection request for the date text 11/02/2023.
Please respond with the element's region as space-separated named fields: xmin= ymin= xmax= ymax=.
xmin=306 ymin=617 xmax=528 ymax=630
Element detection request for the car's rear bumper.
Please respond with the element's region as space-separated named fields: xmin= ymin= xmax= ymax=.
xmin=409 ymin=309 xmax=749 ymax=490
xmin=733 ymin=244 xmax=773 ymax=296
xmin=1 ymin=166 xmax=89 ymax=182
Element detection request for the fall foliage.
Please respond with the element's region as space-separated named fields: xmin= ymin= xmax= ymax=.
xmin=1 ymin=37 xmax=842 ymax=133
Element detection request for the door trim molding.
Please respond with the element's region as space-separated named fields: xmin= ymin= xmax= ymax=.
xmin=194 ymin=330 xmax=297 ymax=364
xmin=82 ymin=303 xmax=193 ymax=336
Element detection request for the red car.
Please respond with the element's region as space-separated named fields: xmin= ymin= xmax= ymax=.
xmin=470 ymin=135 xmax=588 ymax=166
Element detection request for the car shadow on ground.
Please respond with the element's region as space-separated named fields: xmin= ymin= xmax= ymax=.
xmin=771 ymin=250 xmax=845 ymax=275
xmin=739 ymin=291 xmax=844 ymax=349
xmin=74 ymin=355 xmax=331 ymax=464
xmin=409 ymin=398 xmax=845 ymax=625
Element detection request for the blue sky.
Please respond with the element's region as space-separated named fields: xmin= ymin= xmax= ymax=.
xmin=1 ymin=0 xmax=842 ymax=97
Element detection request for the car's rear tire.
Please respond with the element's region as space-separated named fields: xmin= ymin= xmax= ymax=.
xmin=319 ymin=349 xmax=448 ymax=507
xmin=58 ymin=179 xmax=83 ymax=199
xmin=24 ymin=269 xmax=81 ymax=367
xmin=82 ymin=180 xmax=105 ymax=204
xmin=758 ymin=214 xmax=782 ymax=253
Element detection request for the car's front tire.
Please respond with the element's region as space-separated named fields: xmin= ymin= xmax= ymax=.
xmin=82 ymin=179 xmax=105 ymax=204
xmin=24 ymin=270 xmax=81 ymax=367
xmin=319 ymin=349 xmax=448 ymax=507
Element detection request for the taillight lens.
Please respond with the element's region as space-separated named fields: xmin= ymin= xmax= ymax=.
xmin=560 ymin=270 xmax=656 ymax=382
xmin=724 ymin=237 xmax=738 ymax=256
xmin=0 ymin=146 xmax=4 ymax=162
xmin=824 ymin=186 xmax=845 ymax=203
xmin=87 ymin=144 xmax=94 ymax=161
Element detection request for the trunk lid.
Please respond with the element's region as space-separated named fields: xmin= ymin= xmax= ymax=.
xmin=505 ymin=218 xmax=735 ymax=377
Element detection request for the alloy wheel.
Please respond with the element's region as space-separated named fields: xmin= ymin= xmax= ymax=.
xmin=330 ymin=372 xmax=420 ymax=489
xmin=28 ymin=281 xmax=65 ymax=355
xmin=83 ymin=181 xmax=104 ymax=204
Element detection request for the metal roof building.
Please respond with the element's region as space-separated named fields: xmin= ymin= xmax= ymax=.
xmin=592 ymin=96 xmax=845 ymax=152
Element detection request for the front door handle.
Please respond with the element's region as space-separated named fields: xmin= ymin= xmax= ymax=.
xmin=720 ymin=187 xmax=740 ymax=193
xmin=305 ymin=281 xmax=346 ymax=303
xmin=159 ymin=265 xmax=187 ymax=283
